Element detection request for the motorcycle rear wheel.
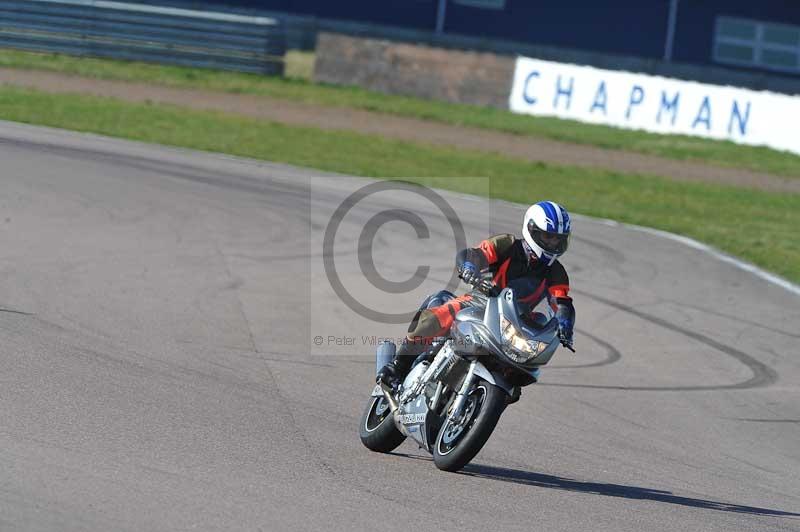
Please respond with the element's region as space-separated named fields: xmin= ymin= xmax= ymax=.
xmin=359 ymin=395 xmax=406 ymax=453
xmin=432 ymin=379 xmax=506 ymax=472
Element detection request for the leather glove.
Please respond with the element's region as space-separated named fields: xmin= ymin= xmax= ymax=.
xmin=558 ymin=318 xmax=575 ymax=350
xmin=458 ymin=261 xmax=480 ymax=286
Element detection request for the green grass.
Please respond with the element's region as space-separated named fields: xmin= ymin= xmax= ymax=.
xmin=1 ymin=49 xmax=799 ymax=178
xmin=1 ymin=85 xmax=797 ymax=283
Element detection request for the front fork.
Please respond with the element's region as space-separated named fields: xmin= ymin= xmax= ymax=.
xmin=446 ymin=360 xmax=478 ymax=425
xmin=378 ymin=381 xmax=400 ymax=415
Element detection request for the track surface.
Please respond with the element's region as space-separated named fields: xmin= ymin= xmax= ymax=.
xmin=1 ymin=121 xmax=798 ymax=531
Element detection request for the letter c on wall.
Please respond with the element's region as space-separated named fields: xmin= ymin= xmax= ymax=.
xmin=523 ymin=71 xmax=540 ymax=105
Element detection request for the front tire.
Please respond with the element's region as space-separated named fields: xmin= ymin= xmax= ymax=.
xmin=433 ymin=379 xmax=506 ymax=472
xmin=359 ymin=395 xmax=406 ymax=453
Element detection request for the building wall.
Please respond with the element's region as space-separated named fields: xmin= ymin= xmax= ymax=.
xmin=444 ymin=2 xmax=670 ymax=59
xmin=132 ymin=0 xmax=800 ymax=78
xmin=163 ymin=0 xmax=438 ymax=29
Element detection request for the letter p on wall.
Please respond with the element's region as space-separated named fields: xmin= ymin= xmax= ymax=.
xmin=626 ymin=85 xmax=645 ymax=120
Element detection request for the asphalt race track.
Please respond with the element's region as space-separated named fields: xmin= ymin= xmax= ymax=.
xmin=1 ymin=121 xmax=799 ymax=531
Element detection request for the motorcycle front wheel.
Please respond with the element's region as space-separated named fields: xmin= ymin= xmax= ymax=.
xmin=359 ymin=395 xmax=406 ymax=453
xmin=433 ymin=379 xmax=506 ymax=472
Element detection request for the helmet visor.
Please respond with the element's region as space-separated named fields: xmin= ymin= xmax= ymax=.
xmin=529 ymin=225 xmax=570 ymax=255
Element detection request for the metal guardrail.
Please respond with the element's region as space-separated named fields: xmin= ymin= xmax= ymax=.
xmin=0 ymin=0 xmax=286 ymax=75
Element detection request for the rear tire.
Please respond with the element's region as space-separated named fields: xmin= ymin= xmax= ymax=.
xmin=432 ymin=379 xmax=506 ymax=472
xmin=359 ymin=395 xmax=406 ymax=453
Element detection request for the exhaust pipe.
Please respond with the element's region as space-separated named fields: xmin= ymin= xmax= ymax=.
xmin=375 ymin=340 xmax=401 ymax=413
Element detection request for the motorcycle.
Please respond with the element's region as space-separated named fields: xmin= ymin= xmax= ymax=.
xmin=359 ymin=278 xmax=573 ymax=472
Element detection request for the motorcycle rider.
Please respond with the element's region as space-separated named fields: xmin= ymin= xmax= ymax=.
xmin=377 ymin=201 xmax=576 ymax=388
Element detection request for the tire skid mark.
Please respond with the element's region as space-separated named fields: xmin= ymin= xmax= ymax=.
xmin=547 ymin=328 xmax=622 ymax=369
xmin=0 ymin=135 xmax=311 ymax=205
xmin=540 ymin=290 xmax=779 ymax=391
xmin=0 ymin=307 xmax=33 ymax=316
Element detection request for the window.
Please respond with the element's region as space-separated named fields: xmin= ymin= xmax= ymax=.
xmin=714 ymin=16 xmax=800 ymax=74
xmin=452 ymin=0 xmax=506 ymax=9
xmin=716 ymin=43 xmax=754 ymax=63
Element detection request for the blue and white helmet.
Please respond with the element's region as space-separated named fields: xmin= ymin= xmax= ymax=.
xmin=522 ymin=201 xmax=571 ymax=266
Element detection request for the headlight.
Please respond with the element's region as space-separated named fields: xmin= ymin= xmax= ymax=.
xmin=500 ymin=315 xmax=545 ymax=362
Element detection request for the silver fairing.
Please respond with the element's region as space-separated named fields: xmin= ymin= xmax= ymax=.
xmin=453 ymin=287 xmax=560 ymax=370
xmin=455 ymin=306 xmax=483 ymax=323
xmin=390 ymin=362 xmax=432 ymax=449
xmin=451 ymin=318 xmax=502 ymax=357
xmin=397 ymin=392 xmax=432 ymax=451
xmin=497 ymin=288 xmax=561 ymax=367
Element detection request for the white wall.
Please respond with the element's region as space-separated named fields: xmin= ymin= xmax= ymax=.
xmin=509 ymin=56 xmax=800 ymax=157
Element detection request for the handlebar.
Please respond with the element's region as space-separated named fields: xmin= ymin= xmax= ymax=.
xmin=558 ymin=330 xmax=576 ymax=352
xmin=474 ymin=278 xmax=499 ymax=297
xmin=458 ymin=267 xmax=499 ymax=297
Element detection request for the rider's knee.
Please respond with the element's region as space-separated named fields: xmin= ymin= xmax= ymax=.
xmin=407 ymin=309 xmax=442 ymax=340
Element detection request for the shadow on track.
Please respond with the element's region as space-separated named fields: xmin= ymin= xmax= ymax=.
xmin=460 ymin=463 xmax=800 ymax=518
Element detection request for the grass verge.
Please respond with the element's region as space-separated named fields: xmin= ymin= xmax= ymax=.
xmin=0 ymin=85 xmax=797 ymax=283
xmin=1 ymin=48 xmax=798 ymax=178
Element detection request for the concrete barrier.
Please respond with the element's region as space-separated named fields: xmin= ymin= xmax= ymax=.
xmin=313 ymin=33 xmax=514 ymax=109
xmin=510 ymin=56 xmax=800 ymax=156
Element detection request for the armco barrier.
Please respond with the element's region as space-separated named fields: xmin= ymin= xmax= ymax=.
xmin=0 ymin=0 xmax=286 ymax=75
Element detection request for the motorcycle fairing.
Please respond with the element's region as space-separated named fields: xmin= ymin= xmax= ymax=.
xmin=398 ymin=392 xmax=432 ymax=451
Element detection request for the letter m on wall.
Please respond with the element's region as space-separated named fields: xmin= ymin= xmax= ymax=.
xmin=657 ymin=91 xmax=680 ymax=126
